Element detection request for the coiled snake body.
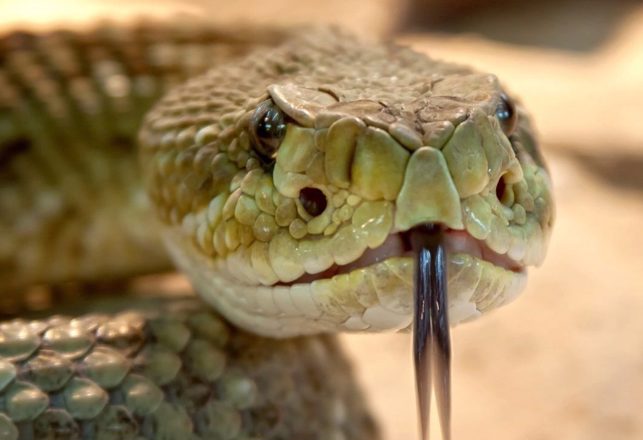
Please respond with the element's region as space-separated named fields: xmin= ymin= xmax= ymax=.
xmin=0 ymin=23 xmax=554 ymax=439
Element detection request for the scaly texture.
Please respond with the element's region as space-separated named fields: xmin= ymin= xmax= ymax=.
xmin=0 ymin=26 xmax=554 ymax=333
xmin=0 ymin=24 xmax=381 ymax=438
xmin=0 ymin=22 xmax=290 ymax=293
xmin=0 ymin=23 xmax=554 ymax=437
xmin=0 ymin=295 xmax=377 ymax=440
xmin=139 ymin=28 xmax=554 ymax=336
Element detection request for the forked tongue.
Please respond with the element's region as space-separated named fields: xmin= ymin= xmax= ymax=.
xmin=410 ymin=224 xmax=451 ymax=440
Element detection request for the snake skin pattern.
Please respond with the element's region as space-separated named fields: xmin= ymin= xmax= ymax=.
xmin=0 ymin=22 xmax=290 ymax=294
xmin=0 ymin=24 xmax=379 ymax=439
xmin=0 ymin=21 xmax=555 ymax=439
xmin=0 ymin=295 xmax=376 ymax=440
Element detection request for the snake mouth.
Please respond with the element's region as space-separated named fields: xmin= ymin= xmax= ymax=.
xmin=284 ymin=229 xmax=523 ymax=286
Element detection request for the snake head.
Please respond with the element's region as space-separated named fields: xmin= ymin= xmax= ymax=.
xmin=140 ymin=30 xmax=554 ymax=336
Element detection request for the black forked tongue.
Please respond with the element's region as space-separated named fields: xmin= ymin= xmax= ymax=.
xmin=409 ymin=224 xmax=450 ymax=440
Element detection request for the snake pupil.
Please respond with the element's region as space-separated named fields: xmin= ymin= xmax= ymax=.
xmin=496 ymin=93 xmax=518 ymax=136
xmin=299 ymin=187 xmax=327 ymax=217
xmin=250 ymin=100 xmax=287 ymax=165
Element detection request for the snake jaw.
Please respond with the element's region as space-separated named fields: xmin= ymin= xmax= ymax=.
xmin=285 ymin=228 xmax=524 ymax=287
xmin=442 ymin=229 xmax=524 ymax=272
xmin=152 ymin=104 xmax=550 ymax=336
xmin=142 ymin=30 xmax=554 ymax=336
xmin=154 ymin=104 xmax=549 ymax=336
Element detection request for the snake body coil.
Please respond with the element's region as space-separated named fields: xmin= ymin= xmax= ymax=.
xmin=0 ymin=22 xmax=554 ymax=439
xmin=0 ymin=296 xmax=376 ymax=439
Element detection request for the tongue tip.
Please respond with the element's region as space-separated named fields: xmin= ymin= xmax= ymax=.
xmin=411 ymin=224 xmax=451 ymax=440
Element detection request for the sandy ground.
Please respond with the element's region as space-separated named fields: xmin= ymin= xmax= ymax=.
xmin=2 ymin=1 xmax=642 ymax=439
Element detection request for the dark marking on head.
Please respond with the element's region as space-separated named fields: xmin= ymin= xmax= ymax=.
xmin=496 ymin=175 xmax=507 ymax=202
xmin=299 ymin=187 xmax=327 ymax=217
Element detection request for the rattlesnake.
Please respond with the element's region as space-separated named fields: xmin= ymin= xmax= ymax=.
xmin=0 ymin=22 xmax=554 ymax=439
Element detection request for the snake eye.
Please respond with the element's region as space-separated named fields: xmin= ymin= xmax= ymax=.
xmin=496 ymin=93 xmax=518 ymax=136
xmin=299 ymin=187 xmax=327 ymax=217
xmin=250 ymin=100 xmax=287 ymax=165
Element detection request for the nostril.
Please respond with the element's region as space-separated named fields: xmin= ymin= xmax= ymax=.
xmin=495 ymin=176 xmax=507 ymax=202
xmin=299 ymin=187 xmax=327 ymax=217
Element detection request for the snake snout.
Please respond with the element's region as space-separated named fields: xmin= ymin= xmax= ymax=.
xmin=139 ymin=33 xmax=554 ymax=336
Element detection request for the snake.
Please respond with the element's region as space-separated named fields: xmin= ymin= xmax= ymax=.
xmin=0 ymin=21 xmax=554 ymax=439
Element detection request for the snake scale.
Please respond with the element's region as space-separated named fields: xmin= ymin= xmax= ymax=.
xmin=0 ymin=21 xmax=554 ymax=439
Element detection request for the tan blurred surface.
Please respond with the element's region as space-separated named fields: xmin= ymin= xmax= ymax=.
xmin=0 ymin=0 xmax=406 ymax=38
xmin=2 ymin=1 xmax=642 ymax=439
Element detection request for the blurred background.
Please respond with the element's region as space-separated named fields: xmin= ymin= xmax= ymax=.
xmin=2 ymin=0 xmax=642 ymax=439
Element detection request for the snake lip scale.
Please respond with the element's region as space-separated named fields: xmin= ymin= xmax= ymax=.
xmin=284 ymin=228 xmax=523 ymax=286
xmin=441 ymin=229 xmax=524 ymax=272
